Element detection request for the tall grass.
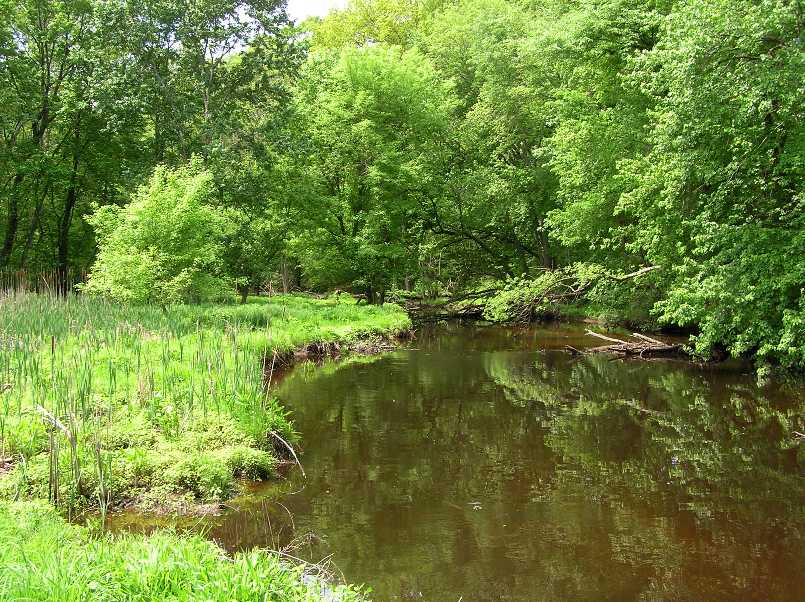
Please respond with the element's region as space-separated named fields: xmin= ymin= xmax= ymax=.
xmin=0 ymin=501 xmax=369 ymax=601
xmin=0 ymin=290 xmax=410 ymax=514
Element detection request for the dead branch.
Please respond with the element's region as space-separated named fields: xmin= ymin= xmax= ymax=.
xmin=631 ymin=332 xmax=668 ymax=346
xmin=581 ymin=330 xmax=681 ymax=359
xmin=585 ymin=330 xmax=630 ymax=345
xmin=270 ymin=430 xmax=306 ymax=479
xmin=613 ymin=265 xmax=662 ymax=280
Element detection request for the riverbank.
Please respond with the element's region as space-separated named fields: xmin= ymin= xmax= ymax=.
xmin=0 ymin=501 xmax=368 ymax=601
xmin=151 ymin=321 xmax=805 ymax=600
xmin=0 ymin=291 xmax=409 ymax=599
xmin=0 ymin=292 xmax=410 ymax=514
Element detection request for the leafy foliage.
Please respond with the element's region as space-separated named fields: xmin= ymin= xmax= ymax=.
xmin=2 ymin=0 xmax=803 ymax=365
xmin=287 ymin=45 xmax=453 ymax=299
xmin=82 ymin=162 xmax=233 ymax=304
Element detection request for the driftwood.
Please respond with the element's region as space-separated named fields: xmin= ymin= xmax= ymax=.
xmin=583 ymin=330 xmax=681 ymax=358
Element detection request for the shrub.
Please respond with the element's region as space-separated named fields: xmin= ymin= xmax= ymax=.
xmin=220 ymin=446 xmax=276 ymax=481
xmin=81 ymin=160 xmax=235 ymax=305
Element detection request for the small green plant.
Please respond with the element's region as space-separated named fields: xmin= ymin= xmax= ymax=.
xmin=222 ymin=446 xmax=277 ymax=480
xmin=165 ymin=454 xmax=232 ymax=501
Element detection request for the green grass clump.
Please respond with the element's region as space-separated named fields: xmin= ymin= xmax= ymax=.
xmin=0 ymin=501 xmax=368 ymax=601
xmin=0 ymin=291 xmax=410 ymax=513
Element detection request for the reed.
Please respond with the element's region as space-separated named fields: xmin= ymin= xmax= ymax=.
xmin=0 ymin=289 xmax=410 ymax=513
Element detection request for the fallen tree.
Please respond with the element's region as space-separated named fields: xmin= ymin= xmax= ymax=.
xmin=576 ymin=330 xmax=682 ymax=358
xmin=483 ymin=264 xmax=662 ymax=323
xmin=397 ymin=288 xmax=498 ymax=322
xmin=399 ymin=264 xmax=664 ymax=324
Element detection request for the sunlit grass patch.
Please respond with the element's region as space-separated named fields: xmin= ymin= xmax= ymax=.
xmin=0 ymin=501 xmax=368 ymax=601
xmin=0 ymin=291 xmax=410 ymax=514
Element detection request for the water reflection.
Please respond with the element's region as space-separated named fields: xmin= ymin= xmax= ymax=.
xmin=113 ymin=323 xmax=805 ymax=601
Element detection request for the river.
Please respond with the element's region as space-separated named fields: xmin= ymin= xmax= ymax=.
xmin=113 ymin=323 xmax=805 ymax=601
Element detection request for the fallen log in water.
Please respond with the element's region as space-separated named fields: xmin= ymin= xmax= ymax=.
xmin=582 ymin=330 xmax=681 ymax=358
xmin=404 ymin=296 xmax=488 ymax=322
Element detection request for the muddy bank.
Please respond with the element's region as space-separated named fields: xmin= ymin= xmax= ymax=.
xmin=264 ymin=329 xmax=413 ymax=384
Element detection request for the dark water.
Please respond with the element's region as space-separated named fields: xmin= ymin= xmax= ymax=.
xmin=115 ymin=324 xmax=805 ymax=601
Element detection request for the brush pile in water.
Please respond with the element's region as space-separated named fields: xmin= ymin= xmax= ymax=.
xmin=569 ymin=330 xmax=681 ymax=359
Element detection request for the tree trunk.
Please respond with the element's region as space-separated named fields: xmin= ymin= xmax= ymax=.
xmin=239 ymin=285 xmax=248 ymax=304
xmin=280 ymin=256 xmax=289 ymax=293
xmin=21 ymin=181 xmax=51 ymax=268
xmin=0 ymin=173 xmax=24 ymax=267
xmin=57 ymin=182 xmax=77 ymax=295
xmin=293 ymin=263 xmax=303 ymax=290
xmin=57 ymin=118 xmax=84 ymax=295
xmin=539 ymin=229 xmax=553 ymax=270
xmin=4 ymin=98 xmax=52 ymax=269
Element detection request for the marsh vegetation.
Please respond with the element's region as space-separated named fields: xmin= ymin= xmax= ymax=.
xmin=0 ymin=292 xmax=409 ymax=514
xmin=0 ymin=291 xmax=408 ymax=599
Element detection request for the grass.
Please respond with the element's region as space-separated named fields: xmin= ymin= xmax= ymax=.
xmin=0 ymin=291 xmax=406 ymax=600
xmin=0 ymin=291 xmax=410 ymax=515
xmin=0 ymin=501 xmax=368 ymax=601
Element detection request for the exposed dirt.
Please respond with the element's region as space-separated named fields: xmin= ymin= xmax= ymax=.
xmin=263 ymin=329 xmax=413 ymax=387
xmin=0 ymin=456 xmax=14 ymax=475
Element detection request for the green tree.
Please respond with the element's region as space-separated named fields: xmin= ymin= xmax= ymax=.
xmin=618 ymin=0 xmax=805 ymax=366
xmin=82 ymin=162 xmax=234 ymax=304
xmin=419 ymin=0 xmax=562 ymax=280
xmin=289 ymin=45 xmax=453 ymax=301
xmin=308 ymin=0 xmax=435 ymax=50
xmin=0 ymin=0 xmax=300 ymax=292
xmin=0 ymin=0 xmax=150 ymax=286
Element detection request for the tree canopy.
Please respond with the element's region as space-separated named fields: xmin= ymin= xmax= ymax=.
xmin=2 ymin=0 xmax=803 ymax=368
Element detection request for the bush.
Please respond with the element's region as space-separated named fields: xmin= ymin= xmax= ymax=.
xmin=81 ymin=160 xmax=235 ymax=305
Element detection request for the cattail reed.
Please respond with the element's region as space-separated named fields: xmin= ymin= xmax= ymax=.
xmin=0 ymin=286 xmax=409 ymax=515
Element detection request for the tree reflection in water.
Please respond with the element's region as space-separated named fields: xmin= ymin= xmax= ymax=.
xmin=111 ymin=324 xmax=805 ymax=601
